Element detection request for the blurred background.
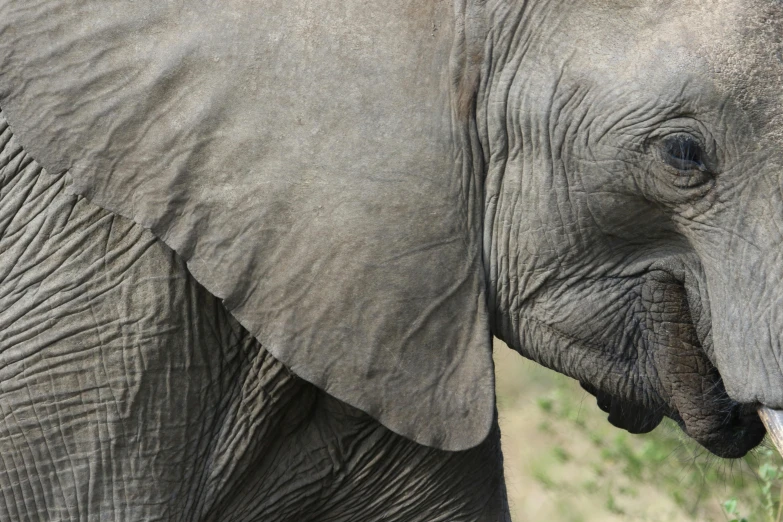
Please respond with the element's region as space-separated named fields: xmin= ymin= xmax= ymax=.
xmin=494 ymin=340 xmax=783 ymax=522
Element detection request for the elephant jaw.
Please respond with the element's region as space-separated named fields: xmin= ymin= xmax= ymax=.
xmin=759 ymin=407 xmax=783 ymax=457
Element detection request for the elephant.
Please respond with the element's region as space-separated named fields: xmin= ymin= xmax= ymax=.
xmin=1 ymin=0 xmax=783 ymax=520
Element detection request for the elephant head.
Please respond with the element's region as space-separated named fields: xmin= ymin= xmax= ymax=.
xmin=0 ymin=0 xmax=782 ymax=489
xmin=476 ymin=0 xmax=783 ymax=458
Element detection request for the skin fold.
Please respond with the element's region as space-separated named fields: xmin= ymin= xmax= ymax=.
xmin=2 ymin=0 xmax=783 ymax=520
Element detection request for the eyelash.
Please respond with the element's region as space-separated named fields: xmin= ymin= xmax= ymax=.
xmin=657 ymin=134 xmax=714 ymax=189
xmin=661 ymin=135 xmax=706 ymax=171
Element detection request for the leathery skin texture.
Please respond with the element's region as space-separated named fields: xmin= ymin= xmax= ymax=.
xmin=0 ymin=112 xmax=509 ymax=521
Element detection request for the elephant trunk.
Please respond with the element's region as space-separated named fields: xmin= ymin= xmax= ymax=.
xmin=701 ymin=254 xmax=783 ymax=457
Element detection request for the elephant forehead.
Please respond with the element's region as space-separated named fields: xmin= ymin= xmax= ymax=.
xmin=691 ymin=0 xmax=783 ymax=138
xmin=0 ymin=0 xmax=494 ymax=450
xmin=554 ymin=2 xmax=738 ymax=87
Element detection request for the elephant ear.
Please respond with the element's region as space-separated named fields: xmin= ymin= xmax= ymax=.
xmin=0 ymin=0 xmax=493 ymax=449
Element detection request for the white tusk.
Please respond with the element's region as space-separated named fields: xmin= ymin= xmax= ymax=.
xmin=758 ymin=407 xmax=783 ymax=457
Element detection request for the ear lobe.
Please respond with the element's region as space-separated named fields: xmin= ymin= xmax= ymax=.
xmin=0 ymin=0 xmax=494 ymax=450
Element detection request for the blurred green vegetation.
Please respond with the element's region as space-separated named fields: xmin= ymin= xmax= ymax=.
xmin=495 ymin=342 xmax=783 ymax=522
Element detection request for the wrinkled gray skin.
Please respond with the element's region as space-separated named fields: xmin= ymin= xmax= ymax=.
xmin=0 ymin=119 xmax=506 ymax=521
xmin=1 ymin=0 xmax=783 ymax=520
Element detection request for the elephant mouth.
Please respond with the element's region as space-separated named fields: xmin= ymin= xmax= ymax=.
xmin=580 ymin=379 xmax=766 ymax=458
xmin=667 ymin=400 xmax=766 ymax=459
xmin=576 ymin=271 xmax=768 ymax=459
xmin=580 ymin=381 xmax=664 ymax=435
xmin=521 ymin=271 xmax=770 ymax=458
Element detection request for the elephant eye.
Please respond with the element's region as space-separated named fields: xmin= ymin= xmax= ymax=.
xmin=655 ymin=133 xmax=715 ymax=190
xmin=660 ymin=135 xmax=706 ymax=172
